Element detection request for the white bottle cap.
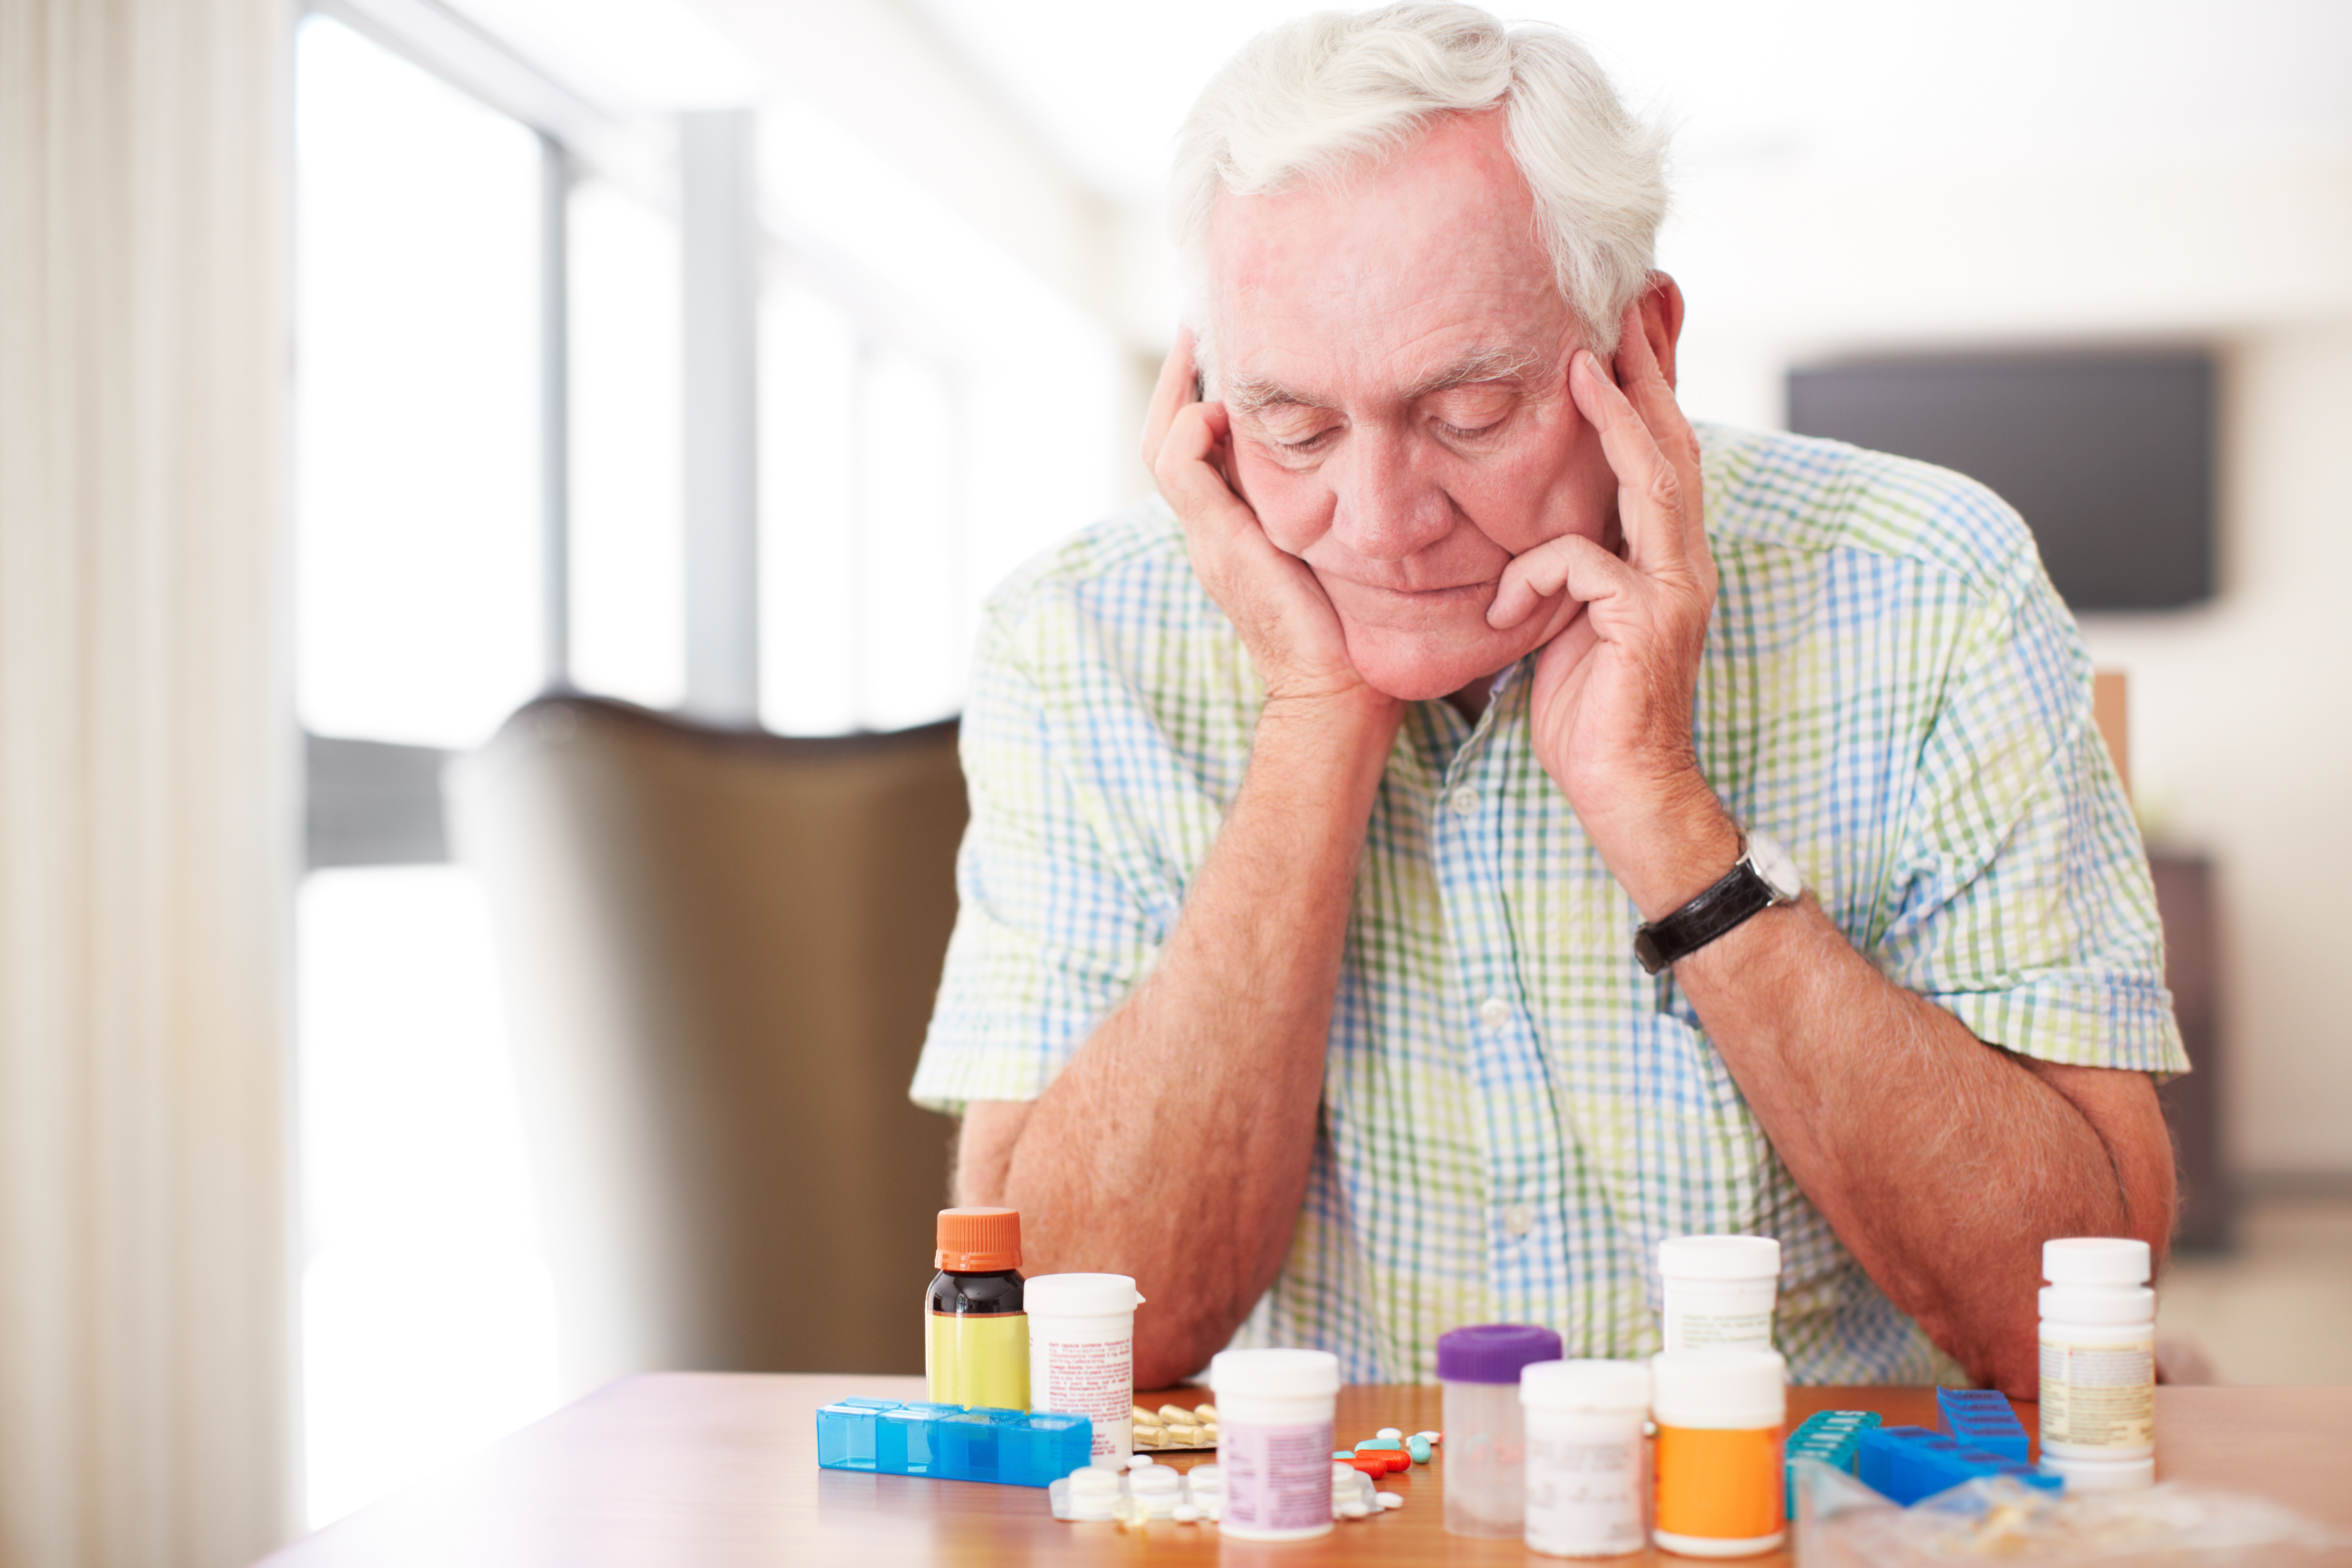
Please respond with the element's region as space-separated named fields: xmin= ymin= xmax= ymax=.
xmin=1521 ymin=1358 xmax=1651 ymax=1413
xmin=1650 ymin=1347 xmax=1786 ymax=1429
xmin=2042 ymin=1237 xmax=2150 ymax=1286
xmin=2039 ymin=1284 xmax=2156 ymax=1324
xmin=1209 ymin=1347 xmax=1340 ymax=1398
xmin=1024 ymin=1273 xmax=1145 ymax=1315
xmin=1658 ymin=1235 xmax=1782 ymax=1281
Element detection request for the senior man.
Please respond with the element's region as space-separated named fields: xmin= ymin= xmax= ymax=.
xmin=911 ymin=3 xmax=2182 ymax=1397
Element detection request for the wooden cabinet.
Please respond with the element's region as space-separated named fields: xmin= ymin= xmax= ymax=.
xmin=2150 ymin=852 xmax=2231 ymax=1250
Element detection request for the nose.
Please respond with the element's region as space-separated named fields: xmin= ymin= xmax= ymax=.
xmin=1324 ymin=426 xmax=1452 ymax=564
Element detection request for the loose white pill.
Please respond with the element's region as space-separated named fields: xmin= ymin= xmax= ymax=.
xmin=1376 ymin=1427 xmax=1402 ymax=1440
xmin=1172 ymin=1503 xmax=1199 ymax=1524
xmin=1127 ymin=1453 xmax=1154 ymax=1471
xmin=1340 ymin=1500 xmax=1370 ymax=1519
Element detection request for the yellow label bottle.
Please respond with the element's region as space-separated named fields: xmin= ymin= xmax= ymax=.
xmin=927 ymin=1207 xmax=1029 ymax=1410
xmin=928 ymin=1307 xmax=1029 ymax=1408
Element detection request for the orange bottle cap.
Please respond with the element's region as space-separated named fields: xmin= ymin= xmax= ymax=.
xmin=935 ymin=1207 xmax=1022 ymax=1272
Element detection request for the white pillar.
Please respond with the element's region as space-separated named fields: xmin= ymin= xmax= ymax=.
xmin=679 ymin=109 xmax=761 ymax=727
xmin=0 ymin=0 xmax=293 ymax=1563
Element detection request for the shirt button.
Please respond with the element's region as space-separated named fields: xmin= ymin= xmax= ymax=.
xmin=1477 ymin=996 xmax=1511 ymax=1031
xmin=1448 ymin=785 xmax=1480 ymax=817
xmin=1503 ymin=1203 xmax=1536 ymax=1239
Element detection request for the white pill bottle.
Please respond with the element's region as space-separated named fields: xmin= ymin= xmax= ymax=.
xmin=1657 ymin=1236 xmax=1781 ymax=1352
xmin=1208 ymin=1348 xmax=1338 ymax=1542
xmin=2038 ymin=1237 xmax=2156 ymax=1489
xmin=1025 ymin=1273 xmax=1144 ymax=1461
xmin=1521 ymin=1359 xmax=1651 ymax=1559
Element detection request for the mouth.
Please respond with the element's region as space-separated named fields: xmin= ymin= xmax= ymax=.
xmin=1331 ymin=579 xmax=1496 ymax=607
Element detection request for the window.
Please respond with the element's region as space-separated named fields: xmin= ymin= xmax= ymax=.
xmin=296 ymin=16 xmax=544 ymax=750
xmin=294 ymin=14 xmax=559 ymax=1527
xmin=293 ymin=0 xmax=1130 ymax=1530
xmin=570 ymin=178 xmax=687 ymax=708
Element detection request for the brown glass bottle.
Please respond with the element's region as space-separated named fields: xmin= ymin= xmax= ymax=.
xmin=926 ymin=1207 xmax=1027 ymax=1408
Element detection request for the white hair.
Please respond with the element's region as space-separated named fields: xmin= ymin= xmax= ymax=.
xmin=1172 ymin=3 xmax=1668 ymax=368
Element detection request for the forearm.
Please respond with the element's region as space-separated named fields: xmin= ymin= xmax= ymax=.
xmin=960 ymin=693 xmax=1400 ymax=1386
xmin=1677 ymin=895 xmax=2174 ymax=1392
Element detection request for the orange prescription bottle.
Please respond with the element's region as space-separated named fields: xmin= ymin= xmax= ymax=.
xmin=1650 ymin=1347 xmax=1786 ymax=1558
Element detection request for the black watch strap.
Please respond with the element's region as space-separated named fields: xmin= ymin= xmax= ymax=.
xmin=1634 ymin=857 xmax=1777 ymax=975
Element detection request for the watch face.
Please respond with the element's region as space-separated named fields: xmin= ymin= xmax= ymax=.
xmin=1746 ymin=833 xmax=1803 ymax=902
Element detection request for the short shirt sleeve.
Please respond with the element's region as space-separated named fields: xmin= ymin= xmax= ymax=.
xmin=1872 ymin=512 xmax=2187 ymax=1076
xmin=908 ymin=601 xmax=1162 ymax=1115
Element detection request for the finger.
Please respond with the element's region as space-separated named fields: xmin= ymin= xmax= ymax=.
xmin=1140 ymin=329 xmax=1200 ymax=471
xmin=1610 ymin=301 xmax=1707 ymax=557
xmin=1487 ymin=531 xmax=1640 ymax=629
xmin=1153 ymin=400 xmax=1257 ymax=550
xmin=1570 ymin=349 xmax=1691 ymax=578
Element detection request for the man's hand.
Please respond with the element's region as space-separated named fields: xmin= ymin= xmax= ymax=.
xmin=1143 ymin=332 xmax=1397 ymax=716
xmin=1486 ymin=293 xmax=1735 ymax=916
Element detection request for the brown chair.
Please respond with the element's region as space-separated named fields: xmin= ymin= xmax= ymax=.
xmin=449 ymin=695 xmax=963 ymax=1397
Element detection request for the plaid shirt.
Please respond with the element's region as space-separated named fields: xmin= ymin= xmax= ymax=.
xmin=912 ymin=423 xmax=2185 ymax=1384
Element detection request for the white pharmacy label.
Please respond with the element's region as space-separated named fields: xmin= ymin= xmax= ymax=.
xmin=1220 ymin=1418 xmax=1335 ymax=1534
xmin=1032 ymin=1336 xmax=1132 ymax=1458
xmin=2039 ymin=1335 xmax=2154 ymax=1449
xmin=1525 ymin=1429 xmax=1645 ymax=1557
xmin=1670 ymin=1308 xmax=1774 ymax=1350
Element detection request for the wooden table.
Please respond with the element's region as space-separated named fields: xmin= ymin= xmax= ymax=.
xmin=262 ymin=1376 xmax=2352 ymax=1566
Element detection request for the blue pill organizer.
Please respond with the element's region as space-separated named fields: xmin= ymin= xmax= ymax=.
xmin=815 ymin=1396 xmax=1094 ymax=1488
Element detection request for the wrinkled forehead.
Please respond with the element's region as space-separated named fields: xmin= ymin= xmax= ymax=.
xmin=1200 ymin=113 xmax=1577 ymax=399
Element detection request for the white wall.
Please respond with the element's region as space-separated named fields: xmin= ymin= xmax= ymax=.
xmin=681 ymin=0 xmax=1113 ymax=321
xmin=2077 ymin=328 xmax=2352 ymax=1179
xmin=1663 ymin=149 xmax=2352 ymax=1182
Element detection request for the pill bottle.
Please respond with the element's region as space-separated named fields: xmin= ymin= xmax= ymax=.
xmin=1657 ymin=1236 xmax=1781 ymax=1352
xmin=1025 ymin=1272 xmax=1145 ymax=1460
xmin=1438 ymin=1322 xmax=1565 ymax=1537
xmin=2038 ymin=1236 xmax=2156 ymax=1490
xmin=1208 ymin=1348 xmax=1338 ymax=1542
xmin=926 ymin=1207 xmax=1028 ymax=1409
xmin=1651 ymin=1346 xmax=1786 ymax=1558
xmin=1521 ymin=1359 xmax=1652 ymax=1559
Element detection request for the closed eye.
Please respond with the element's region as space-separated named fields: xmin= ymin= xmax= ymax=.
xmin=1425 ymin=382 xmax=1518 ymax=443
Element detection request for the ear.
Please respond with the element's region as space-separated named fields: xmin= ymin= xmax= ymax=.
xmin=1640 ymin=272 xmax=1687 ymax=391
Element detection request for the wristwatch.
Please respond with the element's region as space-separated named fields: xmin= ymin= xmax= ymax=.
xmin=1633 ymin=832 xmax=1803 ymax=974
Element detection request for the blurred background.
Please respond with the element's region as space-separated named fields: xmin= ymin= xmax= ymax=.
xmin=4 ymin=0 xmax=2347 ymax=1559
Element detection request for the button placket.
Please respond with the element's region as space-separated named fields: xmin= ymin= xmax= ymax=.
xmin=1435 ymin=702 xmax=1552 ymax=1309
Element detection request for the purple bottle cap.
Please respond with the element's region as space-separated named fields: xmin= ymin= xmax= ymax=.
xmin=1436 ymin=1323 xmax=1564 ymax=1384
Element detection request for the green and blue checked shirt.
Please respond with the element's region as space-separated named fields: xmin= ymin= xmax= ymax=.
xmin=911 ymin=423 xmax=2186 ymax=1385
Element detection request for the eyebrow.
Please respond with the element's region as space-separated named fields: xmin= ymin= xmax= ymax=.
xmin=1222 ymin=344 xmax=1543 ymax=416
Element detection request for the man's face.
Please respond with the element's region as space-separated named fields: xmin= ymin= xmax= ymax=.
xmin=1208 ymin=110 xmax=1618 ymax=703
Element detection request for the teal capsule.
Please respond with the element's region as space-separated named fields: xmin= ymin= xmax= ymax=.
xmin=1355 ymin=1437 xmax=1402 ymax=1451
xmin=1407 ymin=1435 xmax=1433 ymax=1464
xmin=1333 ymin=1450 xmax=1354 ymax=1460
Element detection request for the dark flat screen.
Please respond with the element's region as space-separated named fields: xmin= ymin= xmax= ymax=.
xmin=1786 ymin=353 xmax=2213 ymax=610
